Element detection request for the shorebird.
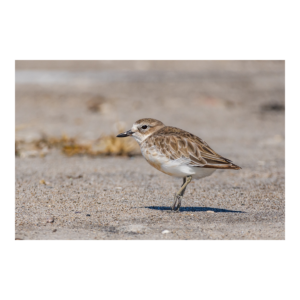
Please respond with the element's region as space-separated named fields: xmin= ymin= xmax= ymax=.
xmin=117 ymin=118 xmax=241 ymax=211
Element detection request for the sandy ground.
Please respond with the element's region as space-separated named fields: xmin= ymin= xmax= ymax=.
xmin=15 ymin=61 xmax=285 ymax=239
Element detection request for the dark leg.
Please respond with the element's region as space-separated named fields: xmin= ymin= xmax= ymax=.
xmin=171 ymin=178 xmax=186 ymax=211
xmin=179 ymin=178 xmax=188 ymax=197
xmin=171 ymin=176 xmax=192 ymax=211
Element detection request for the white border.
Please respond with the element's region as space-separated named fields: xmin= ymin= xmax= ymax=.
xmin=285 ymin=60 xmax=287 ymax=241
xmin=15 ymin=58 xmax=286 ymax=61
xmin=13 ymin=60 xmax=16 ymax=241
xmin=13 ymin=58 xmax=287 ymax=243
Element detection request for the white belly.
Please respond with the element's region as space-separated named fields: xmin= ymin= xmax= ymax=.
xmin=141 ymin=146 xmax=216 ymax=179
xmin=160 ymin=160 xmax=216 ymax=179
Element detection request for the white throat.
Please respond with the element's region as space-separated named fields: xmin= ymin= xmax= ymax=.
xmin=131 ymin=132 xmax=152 ymax=145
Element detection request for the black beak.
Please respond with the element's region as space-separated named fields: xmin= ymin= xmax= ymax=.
xmin=116 ymin=130 xmax=133 ymax=138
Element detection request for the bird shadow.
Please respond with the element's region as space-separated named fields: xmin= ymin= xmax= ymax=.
xmin=145 ymin=206 xmax=245 ymax=213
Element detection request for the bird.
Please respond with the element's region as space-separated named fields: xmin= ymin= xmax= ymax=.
xmin=117 ymin=118 xmax=241 ymax=211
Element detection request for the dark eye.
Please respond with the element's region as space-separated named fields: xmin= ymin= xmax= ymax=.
xmin=141 ymin=125 xmax=148 ymax=129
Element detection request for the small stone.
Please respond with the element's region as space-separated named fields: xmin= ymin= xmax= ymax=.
xmin=206 ymin=210 xmax=215 ymax=214
xmin=86 ymin=214 xmax=91 ymax=217
xmin=52 ymin=229 xmax=57 ymax=232
xmin=40 ymin=179 xmax=51 ymax=185
xmin=116 ymin=187 xmax=122 ymax=190
xmin=162 ymin=230 xmax=170 ymax=234
xmin=47 ymin=217 xmax=54 ymax=223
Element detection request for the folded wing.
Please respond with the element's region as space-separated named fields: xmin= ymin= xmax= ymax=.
xmin=145 ymin=128 xmax=241 ymax=170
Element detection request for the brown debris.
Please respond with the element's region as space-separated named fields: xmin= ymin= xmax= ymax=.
xmin=88 ymin=134 xmax=139 ymax=156
xmin=86 ymin=95 xmax=106 ymax=112
xmin=66 ymin=175 xmax=83 ymax=179
xmin=16 ymin=132 xmax=140 ymax=158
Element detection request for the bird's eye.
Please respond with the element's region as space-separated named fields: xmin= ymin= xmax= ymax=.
xmin=141 ymin=125 xmax=148 ymax=130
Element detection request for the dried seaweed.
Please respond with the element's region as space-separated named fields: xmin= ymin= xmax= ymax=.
xmin=15 ymin=133 xmax=140 ymax=158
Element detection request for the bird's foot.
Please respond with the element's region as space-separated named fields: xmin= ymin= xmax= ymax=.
xmin=171 ymin=194 xmax=182 ymax=211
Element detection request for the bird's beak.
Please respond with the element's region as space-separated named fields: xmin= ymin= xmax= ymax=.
xmin=116 ymin=130 xmax=133 ymax=138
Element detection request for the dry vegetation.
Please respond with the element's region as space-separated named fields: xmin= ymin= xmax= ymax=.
xmin=15 ymin=129 xmax=140 ymax=158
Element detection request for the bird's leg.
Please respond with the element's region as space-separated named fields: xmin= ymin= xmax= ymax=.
xmin=171 ymin=176 xmax=192 ymax=211
xmin=177 ymin=176 xmax=192 ymax=197
xmin=179 ymin=179 xmax=188 ymax=197
xmin=171 ymin=178 xmax=186 ymax=211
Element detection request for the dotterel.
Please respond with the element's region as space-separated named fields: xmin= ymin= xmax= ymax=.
xmin=117 ymin=118 xmax=241 ymax=211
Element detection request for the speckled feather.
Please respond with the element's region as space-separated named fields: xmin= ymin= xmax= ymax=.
xmin=141 ymin=126 xmax=241 ymax=170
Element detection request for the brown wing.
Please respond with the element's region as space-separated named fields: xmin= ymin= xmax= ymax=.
xmin=144 ymin=126 xmax=241 ymax=170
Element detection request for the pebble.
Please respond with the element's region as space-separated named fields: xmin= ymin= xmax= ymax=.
xmin=206 ymin=210 xmax=215 ymax=214
xmin=116 ymin=187 xmax=122 ymax=190
xmin=86 ymin=214 xmax=91 ymax=217
xmin=162 ymin=230 xmax=170 ymax=234
xmin=40 ymin=179 xmax=51 ymax=185
xmin=47 ymin=217 xmax=54 ymax=223
xmin=52 ymin=229 xmax=57 ymax=232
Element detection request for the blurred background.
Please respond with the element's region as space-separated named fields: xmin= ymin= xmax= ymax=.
xmin=15 ymin=60 xmax=284 ymax=163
